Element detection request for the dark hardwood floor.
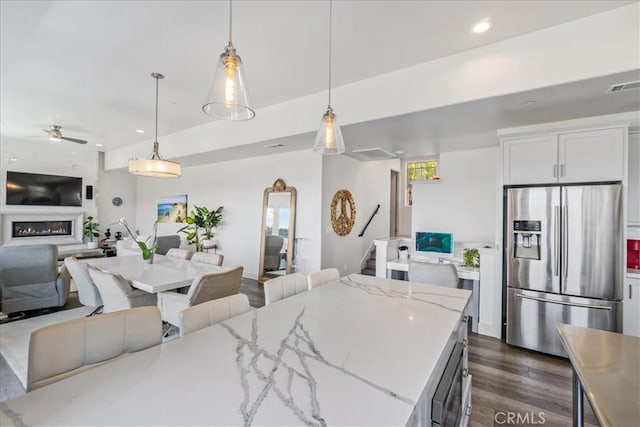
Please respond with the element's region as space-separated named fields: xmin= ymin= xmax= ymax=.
xmin=468 ymin=332 xmax=598 ymax=426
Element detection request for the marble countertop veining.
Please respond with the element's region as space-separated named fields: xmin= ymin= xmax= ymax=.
xmin=1 ymin=274 xmax=471 ymax=426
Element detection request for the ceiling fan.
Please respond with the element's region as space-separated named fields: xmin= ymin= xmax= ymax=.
xmin=43 ymin=125 xmax=87 ymax=144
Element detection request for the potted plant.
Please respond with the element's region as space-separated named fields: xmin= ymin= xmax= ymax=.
xmin=178 ymin=206 xmax=223 ymax=251
xmin=84 ymin=216 xmax=100 ymax=249
xmin=137 ymin=220 xmax=159 ymax=264
xmin=462 ymin=248 xmax=480 ymax=268
xmin=117 ymin=218 xmax=158 ymax=263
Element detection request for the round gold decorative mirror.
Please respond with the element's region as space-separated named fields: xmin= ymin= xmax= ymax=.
xmin=331 ymin=189 xmax=355 ymax=236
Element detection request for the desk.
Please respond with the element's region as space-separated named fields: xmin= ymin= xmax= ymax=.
xmin=85 ymin=255 xmax=230 ymax=293
xmin=387 ymin=258 xmax=481 ymax=333
xmin=0 ymin=275 xmax=471 ymax=426
xmin=557 ymin=324 xmax=640 ymax=426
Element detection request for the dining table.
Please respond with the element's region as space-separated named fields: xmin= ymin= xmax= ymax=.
xmin=0 ymin=274 xmax=471 ymax=426
xmin=84 ymin=254 xmax=231 ymax=293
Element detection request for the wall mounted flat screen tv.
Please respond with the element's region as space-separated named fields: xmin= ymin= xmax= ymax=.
xmin=6 ymin=172 xmax=83 ymax=207
xmin=415 ymin=231 xmax=454 ymax=256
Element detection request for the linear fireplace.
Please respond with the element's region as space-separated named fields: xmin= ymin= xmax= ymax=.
xmin=1 ymin=212 xmax=84 ymax=246
xmin=12 ymin=221 xmax=73 ymax=238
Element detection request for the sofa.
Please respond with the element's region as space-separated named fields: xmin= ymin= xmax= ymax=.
xmin=0 ymin=244 xmax=71 ymax=313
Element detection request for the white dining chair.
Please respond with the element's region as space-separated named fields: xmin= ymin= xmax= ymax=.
xmin=166 ymin=248 xmax=194 ymax=260
xmin=64 ymin=256 xmax=103 ymax=315
xmin=264 ymin=273 xmax=309 ymax=305
xmin=307 ymin=268 xmax=340 ymax=289
xmin=88 ymin=267 xmax=158 ymax=313
xmin=191 ymin=252 xmax=224 ymax=266
xmin=179 ymin=294 xmax=251 ymax=336
xmin=27 ymin=306 xmax=162 ymax=391
xmin=157 ymin=266 xmax=244 ymax=328
xmin=408 ymin=261 xmax=460 ymax=288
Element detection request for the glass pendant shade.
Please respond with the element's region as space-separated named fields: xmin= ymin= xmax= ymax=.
xmin=202 ymin=44 xmax=255 ymax=121
xmin=313 ymin=107 xmax=345 ymax=155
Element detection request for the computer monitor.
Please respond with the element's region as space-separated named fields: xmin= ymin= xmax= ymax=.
xmin=415 ymin=232 xmax=454 ymax=258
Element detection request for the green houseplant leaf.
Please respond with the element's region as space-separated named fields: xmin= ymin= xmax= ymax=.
xmin=83 ymin=216 xmax=100 ymax=242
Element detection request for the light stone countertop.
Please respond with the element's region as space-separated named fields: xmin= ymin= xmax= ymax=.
xmin=557 ymin=324 xmax=640 ymax=427
xmin=1 ymin=274 xmax=470 ymax=426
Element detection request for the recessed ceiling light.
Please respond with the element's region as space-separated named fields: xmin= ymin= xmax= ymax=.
xmin=136 ymin=129 xmax=145 ymax=134
xmin=523 ymin=100 xmax=537 ymax=108
xmin=394 ymin=150 xmax=405 ymax=154
xmin=95 ymin=143 xmax=104 ymax=147
xmin=472 ymin=20 xmax=494 ymax=34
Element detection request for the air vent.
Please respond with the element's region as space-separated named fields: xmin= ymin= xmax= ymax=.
xmin=264 ymin=143 xmax=285 ymax=149
xmin=607 ymin=80 xmax=640 ymax=93
xmin=351 ymin=147 xmax=397 ymax=160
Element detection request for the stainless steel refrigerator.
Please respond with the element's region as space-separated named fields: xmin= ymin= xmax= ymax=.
xmin=505 ymin=183 xmax=622 ymax=357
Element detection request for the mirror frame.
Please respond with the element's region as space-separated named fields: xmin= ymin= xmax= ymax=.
xmin=258 ymin=179 xmax=297 ymax=283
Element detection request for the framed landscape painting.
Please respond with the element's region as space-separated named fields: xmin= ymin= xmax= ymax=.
xmin=157 ymin=194 xmax=188 ymax=223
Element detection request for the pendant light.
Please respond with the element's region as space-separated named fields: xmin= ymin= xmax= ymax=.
xmin=129 ymin=73 xmax=181 ymax=178
xmin=202 ymin=0 xmax=255 ymax=121
xmin=313 ymin=0 xmax=345 ymax=155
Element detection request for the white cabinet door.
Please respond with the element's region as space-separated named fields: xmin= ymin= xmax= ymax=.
xmin=558 ymin=128 xmax=625 ymax=183
xmin=503 ymin=135 xmax=558 ymax=185
xmin=628 ymin=133 xmax=640 ymax=225
xmin=623 ymin=277 xmax=640 ymax=337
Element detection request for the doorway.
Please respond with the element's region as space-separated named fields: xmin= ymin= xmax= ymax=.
xmin=390 ymin=170 xmax=399 ymax=237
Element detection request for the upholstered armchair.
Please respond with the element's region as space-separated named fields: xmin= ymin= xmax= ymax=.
xmin=0 ymin=245 xmax=70 ymax=314
xmin=263 ymin=235 xmax=284 ymax=271
xmin=191 ymin=252 xmax=224 ymax=266
xmin=157 ymin=266 xmax=243 ymax=327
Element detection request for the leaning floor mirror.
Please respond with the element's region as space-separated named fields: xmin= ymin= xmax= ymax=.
xmin=259 ymin=179 xmax=296 ymax=283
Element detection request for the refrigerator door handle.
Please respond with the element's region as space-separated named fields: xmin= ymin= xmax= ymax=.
xmin=554 ymin=206 xmax=560 ymax=276
xmin=515 ymin=293 xmax=613 ymax=310
xmin=562 ymin=204 xmax=568 ymax=281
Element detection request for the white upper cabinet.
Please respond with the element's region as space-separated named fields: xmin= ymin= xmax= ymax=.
xmin=628 ymin=133 xmax=639 ymax=225
xmin=503 ymin=135 xmax=558 ymax=185
xmin=558 ymin=128 xmax=625 ymax=183
xmin=503 ymin=126 xmax=626 ymax=185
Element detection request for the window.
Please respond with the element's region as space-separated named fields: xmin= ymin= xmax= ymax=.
xmin=406 ymin=159 xmax=438 ymax=206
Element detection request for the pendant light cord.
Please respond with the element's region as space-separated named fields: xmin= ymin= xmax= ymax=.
xmin=328 ymin=0 xmax=332 ymax=108
xmin=229 ymin=0 xmax=233 ymax=44
xmin=154 ymin=75 xmax=159 ymax=143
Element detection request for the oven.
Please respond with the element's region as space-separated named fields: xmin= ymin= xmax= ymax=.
xmin=431 ymin=341 xmax=464 ymax=426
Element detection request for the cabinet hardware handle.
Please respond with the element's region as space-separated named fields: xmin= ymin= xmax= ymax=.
xmin=516 ymin=293 xmax=612 ymax=310
xmin=466 ymin=405 xmax=473 ymax=416
xmin=560 ymin=164 xmax=566 ymax=177
xmin=553 ymin=164 xmax=558 ymax=178
xmin=630 ymin=284 xmax=633 ymax=299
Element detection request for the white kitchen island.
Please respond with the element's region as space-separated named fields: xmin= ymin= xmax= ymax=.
xmin=0 ymin=274 xmax=471 ymax=426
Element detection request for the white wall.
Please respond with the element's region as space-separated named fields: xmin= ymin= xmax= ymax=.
xmin=134 ymin=150 xmax=322 ymax=280
xmin=412 ymin=147 xmax=498 ymax=245
xmin=0 ymin=138 xmax=99 ymax=242
xmin=321 ymin=156 xmax=401 ymax=275
xmin=96 ymin=152 xmax=137 ymax=237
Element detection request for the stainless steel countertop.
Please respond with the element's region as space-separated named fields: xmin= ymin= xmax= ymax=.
xmin=557 ymin=324 xmax=640 ymax=427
